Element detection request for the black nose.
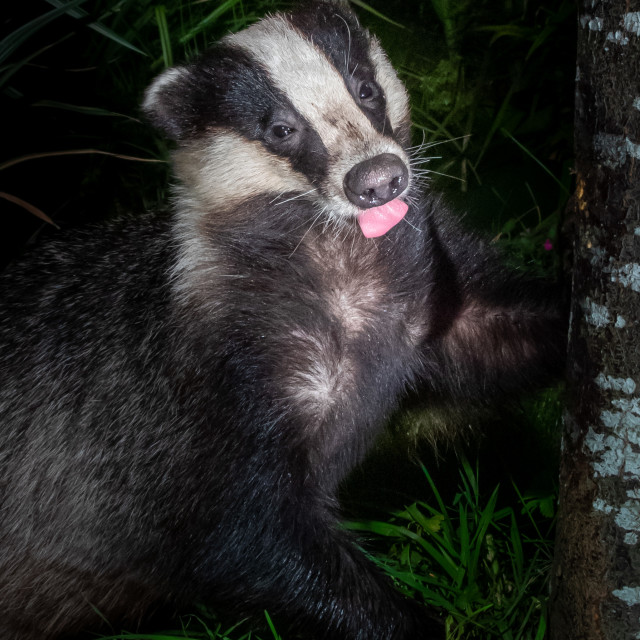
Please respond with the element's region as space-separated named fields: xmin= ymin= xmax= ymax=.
xmin=343 ymin=153 xmax=408 ymax=209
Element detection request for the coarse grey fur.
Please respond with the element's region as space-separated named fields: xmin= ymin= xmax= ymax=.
xmin=0 ymin=2 xmax=565 ymax=639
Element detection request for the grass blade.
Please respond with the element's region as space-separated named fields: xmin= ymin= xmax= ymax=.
xmin=501 ymin=128 xmax=570 ymax=193
xmin=155 ymin=5 xmax=173 ymax=69
xmin=0 ymin=0 xmax=87 ymax=65
xmin=179 ymin=0 xmax=244 ymax=45
xmin=0 ymin=192 xmax=58 ymax=227
xmin=44 ymin=0 xmax=147 ymax=55
xmin=0 ymin=149 xmax=164 ymax=173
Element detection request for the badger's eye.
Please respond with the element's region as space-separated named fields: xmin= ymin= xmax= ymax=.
xmin=272 ymin=124 xmax=294 ymax=138
xmin=358 ymin=81 xmax=377 ymax=101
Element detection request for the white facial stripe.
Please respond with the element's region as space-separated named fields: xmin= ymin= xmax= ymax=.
xmin=173 ymin=130 xmax=312 ymax=213
xmin=226 ymin=16 xmax=379 ymax=153
xmin=368 ymin=37 xmax=410 ymax=135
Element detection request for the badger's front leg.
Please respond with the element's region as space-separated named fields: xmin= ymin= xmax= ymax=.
xmin=272 ymin=519 xmax=443 ymax=639
xmin=196 ymin=480 xmax=443 ymax=640
xmin=418 ymin=204 xmax=567 ymax=402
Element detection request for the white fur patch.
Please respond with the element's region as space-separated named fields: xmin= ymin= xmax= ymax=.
xmin=283 ymin=329 xmax=355 ymax=422
xmin=173 ymin=130 xmax=312 ymax=215
xmin=324 ymin=266 xmax=383 ymax=337
xmin=327 ymin=286 xmax=370 ymax=336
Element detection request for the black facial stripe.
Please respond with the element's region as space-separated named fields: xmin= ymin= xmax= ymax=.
xmin=284 ymin=4 xmax=393 ymax=137
xmin=284 ymin=4 xmax=365 ymax=77
xmin=270 ymin=112 xmax=329 ymax=188
xmin=182 ymin=44 xmax=329 ymax=185
xmin=350 ymin=77 xmax=389 ymax=135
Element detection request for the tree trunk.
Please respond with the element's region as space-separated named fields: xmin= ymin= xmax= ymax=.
xmin=550 ymin=2 xmax=640 ymax=639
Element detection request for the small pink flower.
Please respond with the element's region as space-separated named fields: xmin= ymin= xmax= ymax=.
xmin=543 ymin=238 xmax=553 ymax=251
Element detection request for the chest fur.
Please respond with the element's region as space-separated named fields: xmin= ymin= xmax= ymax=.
xmin=257 ymin=232 xmax=426 ymax=426
xmin=179 ymin=218 xmax=431 ymax=440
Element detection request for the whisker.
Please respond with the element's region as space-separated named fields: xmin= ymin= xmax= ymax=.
xmin=410 ymin=156 xmax=441 ymax=165
xmin=335 ymin=13 xmax=352 ymax=73
xmin=402 ymin=215 xmax=423 ymax=233
xmin=406 ymin=134 xmax=471 ymax=152
xmin=288 ymin=208 xmax=325 ymax=259
xmin=274 ymin=188 xmax=318 ymax=206
xmin=421 ymin=169 xmax=466 ymax=183
xmin=269 ymin=191 xmax=287 ymax=204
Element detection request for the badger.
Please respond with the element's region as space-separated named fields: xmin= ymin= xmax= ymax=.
xmin=0 ymin=2 xmax=565 ymax=639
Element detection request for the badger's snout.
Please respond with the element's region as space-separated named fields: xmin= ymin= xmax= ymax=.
xmin=343 ymin=153 xmax=408 ymax=209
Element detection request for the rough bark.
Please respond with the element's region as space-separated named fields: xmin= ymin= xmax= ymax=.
xmin=550 ymin=2 xmax=640 ymax=639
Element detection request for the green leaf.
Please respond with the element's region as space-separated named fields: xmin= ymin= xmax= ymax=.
xmin=179 ymin=0 xmax=243 ymax=45
xmin=534 ymin=610 xmax=547 ymax=640
xmin=0 ymin=0 xmax=88 ymax=66
xmin=44 ymin=0 xmax=147 ymax=55
xmin=155 ymin=5 xmax=173 ymax=69
xmin=264 ymin=610 xmax=281 ymax=640
xmin=509 ymin=513 xmax=524 ymax=584
xmin=349 ymin=0 xmax=406 ymax=29
xmin=404 ymin=503 xmax=444 ymax=534
xmin=501 ymin=128 xmax=570 ymax=194
xmin=538 ymin=495 xmax=556 ymax=519
xmin=33 ymin=100 xmax=140 ymax=121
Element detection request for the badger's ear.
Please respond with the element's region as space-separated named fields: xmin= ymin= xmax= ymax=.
xmin=142 ymin=66 xmax=196 ymax=140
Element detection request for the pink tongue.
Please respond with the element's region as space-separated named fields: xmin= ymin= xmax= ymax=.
xmin=357 ymin=199 xmax=408 ymax=238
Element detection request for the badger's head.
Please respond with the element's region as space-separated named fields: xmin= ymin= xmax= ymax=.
xmin=143 ymin=1 xmax=413 ymax=237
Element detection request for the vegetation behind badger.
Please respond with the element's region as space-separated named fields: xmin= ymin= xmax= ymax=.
xmin=0 ymin=2 xmax=565 ymax=639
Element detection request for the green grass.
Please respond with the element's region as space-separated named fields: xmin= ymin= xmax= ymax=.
xmin=95 ymin=609 xmax=282 ymax=640
xmin=345 ymin=459 xmax=555 ymax=640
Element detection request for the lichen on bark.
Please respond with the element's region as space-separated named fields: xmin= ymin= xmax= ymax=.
xmin=550 ymin=1 xmax=640 ymax=638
